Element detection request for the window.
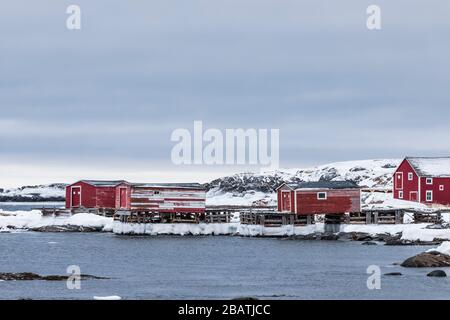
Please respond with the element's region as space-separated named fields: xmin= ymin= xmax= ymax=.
xmin=426 ymin=178 xmax=433 ymax=185
xmin=317 ymin=192 xmax=327 ymax=200
xmin=426 ymin=190 xmax=433 ymax=202
xmin=399 ymin=191 xmax=403 ymax=199
xmin=408 ymin=173 xmax=413 ymax=181
xmin=440 ymin=185 xmax=445 ymax=191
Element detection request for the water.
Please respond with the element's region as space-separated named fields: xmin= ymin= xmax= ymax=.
xmin=1 ymin=203 xmax=449 ymax=300
xmin=1 ymin=232 xmax=449 ymax=300
xmin=0 ymin=202 xmax=64 ymax=212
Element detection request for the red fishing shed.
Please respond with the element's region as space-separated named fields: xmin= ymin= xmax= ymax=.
xmin=277 ymin=181 xmax=361 ymax=215
xmin=66 ymin=180 xmax=129 ymax=209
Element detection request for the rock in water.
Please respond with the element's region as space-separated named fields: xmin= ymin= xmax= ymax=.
xmin=362 ymin=241 xmax=377 ymax=246
xmin=384 ymin=272 xmax=403 ymax=276
xmin=427 ymin=270 xmax=447 ymax=277
xmin=0 ymin=272 xmax=109 ymax=281
xmin=401 ymin=252 xmax=450 ymax=268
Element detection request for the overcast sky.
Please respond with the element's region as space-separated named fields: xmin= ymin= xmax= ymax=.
xmin=1 ymin=1 xmax=450 ymax=187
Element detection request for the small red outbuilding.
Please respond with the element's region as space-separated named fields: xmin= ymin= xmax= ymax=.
xmin=66 ymin=180 xmax=129 ymax=209
xmin=277 ymin=181 xmax=361 ymax=215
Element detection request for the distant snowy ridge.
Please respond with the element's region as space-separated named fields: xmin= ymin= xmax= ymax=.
xmin=206 ymin=159 xmax=400 ymax=207
xmin=0 ymin=184 xmax=66 ymax=202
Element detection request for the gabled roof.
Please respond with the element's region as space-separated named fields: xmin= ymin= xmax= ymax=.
xmin=80 ymin=180 xmax=128 ymax=187
xmin=405 ymin=157 xmax=450 ymax=178
xmin=131 ymin=183 xmax=205 ymax=190
xmin=291 ymin=180 xmax=360 ymax=190
xmin=277 ymin=181 xmax=360 ymax=191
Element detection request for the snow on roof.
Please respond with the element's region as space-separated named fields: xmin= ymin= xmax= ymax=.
xmin=81 ymin=180 xmax=128 ymax=187
xmin=288 ymin=181 xmax=360 ymax=190
xmin=406 ymin=157 xmax=450 ymax=177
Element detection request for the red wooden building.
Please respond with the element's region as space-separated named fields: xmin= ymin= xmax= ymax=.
xmin=393 ymin=157 xmax=450 ymax=206
xmin=118 ymin=183 xmax=206 ymax=213
xmin=66 ymin=180 xmax=129 ymax=210
xmin=277 ymin=181 xmax=361 ymax=215
xmin=66 ymin=180 xmax=206 ymax=214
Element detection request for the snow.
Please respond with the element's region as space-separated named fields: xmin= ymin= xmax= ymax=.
xmin=206 ymin=190 xmax=276 ymax=207
xmin=112 ymin=220 xmax=450 ymax=241
xmin=407 ymin=157 xmax=450 ymax=177
xmin=114 ymin=222 xmax=239 ymax=236
xmin=207 ymin=159 xmax=400 ymax=207
xmin=267 ymin=159 xmax=399 ymax=189
xmin=1 ymin=208 xmax=449 ymax=242
xmin=93 ymin=296 xmax=122 ymax=300
xmin=0 ymin=210 xmax=113 ymax=232
xmin=429 ymin=242 xmax=450 ymax=255
xmin=361 ymin=191 xmax=429 ymax=211
xmin=0 ymin=185 xmax=65 ymax=199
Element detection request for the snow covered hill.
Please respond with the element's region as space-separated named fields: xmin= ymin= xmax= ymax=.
xmin=0 ymin=184 xmax=66 ymax=202
xmin=205 ymin=159 xmax=401 ymax=207
xmin=0 ymin=159 xmax=412 ymax=209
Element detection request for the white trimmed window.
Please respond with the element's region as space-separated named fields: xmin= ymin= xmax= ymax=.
xmin=426 ymin=178 xmax=433 ymax=185
xmin=399 ymin=191 xmax=403 ymax=199
xmin=426 ymin=190 xmax=433 ymax=202
xmin=440 ymin=185 xmax=445 ymax=191
xmin=408 ymin=173 xmax=413 ymax=181
xmin=317 ymin=192 xmax=327 ymax=200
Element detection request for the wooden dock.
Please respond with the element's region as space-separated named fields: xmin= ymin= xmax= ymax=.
xmin=39 ymin=204 xmax=448 ymax=227
xmin=240 ymin=211 xmax=314 ymax=227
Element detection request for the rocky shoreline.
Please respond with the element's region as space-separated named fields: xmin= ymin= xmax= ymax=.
xmin=0 ymin=272 xmax=109 ymax=281
xmin=2 ymin=225 xmax=449 ymax=246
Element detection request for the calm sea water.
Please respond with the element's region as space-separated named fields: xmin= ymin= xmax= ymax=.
xmin=0 ymin=232 xmax=449 ymax=300
xmin=0 ymin=202 xmax=64 ymax=212
xmin=1 ymin=203 xmax=449 ymax=300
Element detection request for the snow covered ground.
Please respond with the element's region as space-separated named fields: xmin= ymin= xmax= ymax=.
xmin=0 ymin=210 xmax=113 ymax=232
xmin=2 ymin=209 xmax=450 ymax=242
xmin=113 ymin=221 xmax=450 ymax=241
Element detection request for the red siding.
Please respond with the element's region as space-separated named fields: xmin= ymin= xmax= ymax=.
xmin=128 ymin=186 xmax=206 ymax=213
xmin=65 ymin=182 xmax=98 ymax=209
xmin=295 ymin=189 xmax=360 ymax=215
xmin=393 ymin=159 xmax=450 ymax=206
xmin=115 ymin=184 xmax=132 ymax=210
xmin=95 ymin=186 xmax=117 ymax=208
xmin=420 ymin=177 xmax=450 ymax=206
xmin=393 ymin=159 xmax=420 ymax=202
xmin=277 ymin=186 xmax=295 ymax=213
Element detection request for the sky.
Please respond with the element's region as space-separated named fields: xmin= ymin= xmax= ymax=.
xmin=1 ymin=1 xmax=450 ymax=187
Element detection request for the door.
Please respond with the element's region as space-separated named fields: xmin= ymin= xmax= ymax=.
xmin=410 ymin=192 xmax=418 ymax=202
xmin=396 ymin=173 xmax=403 ymax=190
xmin=282 ymin=192 xmax=291 ymax=212
xmin=71 ymin=187 xmax=81 ymax=207
xmin=119 ymin=188 xmax=127 ymax=208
